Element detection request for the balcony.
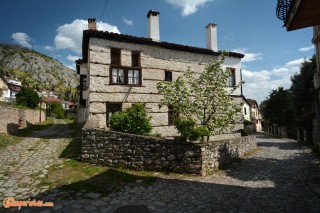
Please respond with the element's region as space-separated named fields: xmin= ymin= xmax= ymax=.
xmin=276 ymin=0 xmax=320 ymax=31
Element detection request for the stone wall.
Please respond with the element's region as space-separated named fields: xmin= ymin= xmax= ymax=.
xmin=81 ymin=128 xmax=256 ymax=176
xmin=0 ymin=106 xmax=46 ymax=134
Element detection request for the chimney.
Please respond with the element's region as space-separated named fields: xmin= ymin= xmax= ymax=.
xmin=206 ymin=23 xmax=218 ymax=52
xmin=147 ymin=10 xmax=160 ymax=41
xmin=88 ymin=18 xmax=97 ymax=30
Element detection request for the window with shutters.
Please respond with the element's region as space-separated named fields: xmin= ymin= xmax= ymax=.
xmin=227 ymin=68 xmax=236 ymax=87
xmin=106 ymin=103 xmax=122 ymax=126
xmin=111 ymin=48 xmax=121 ymax=65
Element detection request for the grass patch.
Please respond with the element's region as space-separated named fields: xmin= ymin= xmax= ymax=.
xmin=40 ymin=160 xmax=157 ymax=196
xmin=0 ymin=118 xmax=54 ymax=149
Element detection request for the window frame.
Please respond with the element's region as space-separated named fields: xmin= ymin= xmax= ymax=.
xmin=131 ymin=51 xmax=141 ymax=68
xmin=164 ymin=71 xmax=173 ymax=82
xmin=109 ymin=66 xmax=142 ymax=86
xmin=227 ymin=68 xmax=236 ymax=87
xmin=168 ymin=105 xmax=178 ymax=125
xmin=111 ymin=48 xmax=121 ymax=66
xmin=106 ymin=102 xmax=122 ymax=126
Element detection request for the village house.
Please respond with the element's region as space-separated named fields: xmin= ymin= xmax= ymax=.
xmin=247 ymin=99 xmax=262 ymax=132
xmin=76 ymin=10 xmax=245 ymax=137
xmin=0 ymin=76 xmax=22 ymax=103
xmin=242 ymin=96 xmax=251 ymax=122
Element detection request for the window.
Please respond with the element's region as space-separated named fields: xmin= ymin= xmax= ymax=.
xmin=128 ymin=70 xmax=140 ymax=85
xmin=132 ymin=51 xmax=140 ymax=67
xmin=165 ymin=71 xmax=172 ymax=81
xmin=111 ymin=68 xmax=124 ymax=84
xmin=168 ymin=106 xmax=177 ymax=125
xmin=106 ymin=103 xmax=122 ymax=126
xmin=227 ymin=68 xmax=236 ymax=87
xmin=244 ymin=107 xmax=247 ymax=115
xmin=110 ymin=68 xmax=141 ymax=85
xmin=111 ymin=48 xmax=121 ymax=65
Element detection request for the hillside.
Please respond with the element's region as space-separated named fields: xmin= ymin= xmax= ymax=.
xmin=0 ymin=43 xmax=79 ymax=101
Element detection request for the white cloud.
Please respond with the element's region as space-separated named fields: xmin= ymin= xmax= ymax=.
xmin=44 ymin=45 xmax=55 ymax=51
xmin=166 ymin=0 xmax=213 ymax=16
xmin=53 ymin=19 xmax=120 ymax=54
xmin=299 ymin=45 xmax=314 ymax=52
xmin=242 ymin=58 xmax=310 ymax=104
xmin=233 ymin=48 xmax=262 ymax=62
xmin=122 ymin=17 xmax=134 ymax=26
xmin=67 ymin=55 xmax=81 ymax=62
xmin=11 ymin=32 xmax=32 ymax=48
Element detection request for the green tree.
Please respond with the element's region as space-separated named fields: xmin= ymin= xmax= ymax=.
xmin=16 ymin=87 xmax=40 ymax=109
xmin=49 ymin=102 xmax=65 ymax=119
xmin=110 ymin=103 xmax=152 ymax=135
xmin=290 ymin=56 xmax=316 ymax=128
xmin=157 ymin=54 xmax=242 ymax=136
xmin=261 ymin=87 xmax=295 ymax=126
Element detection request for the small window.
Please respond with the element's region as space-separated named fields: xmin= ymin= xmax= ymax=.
xmin=112 ymin=68 xmax=124 ymax=84
xmin=168 ymin=106 xmax=177 ymax=125
xmin=106 ymin=103 xmax=122 ymax=126
xmin=228 ymin=68 xmax=236 ymax=87
xmin=132 ymin=51 xmax=140 ymax=67
xmin=128 ymin=70 xmax=140 ymax=85
xmin=111 ymin=48 xmax=121 ymax=65
xmin=165 ymin=71 xmax=172 ymax=81
xmin=244 ymin=107 xmax=247 ymax=115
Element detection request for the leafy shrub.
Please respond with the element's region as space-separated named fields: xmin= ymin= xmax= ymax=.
xmin=110 ymin=103 xmax=152 ymax=135
xmin=16 ymin=87 xmax=40 ymax=109
xmin=175 ymin=118 xmax=210 ymax=141
xmin=48 ymin=102 xmax=65 ymax=119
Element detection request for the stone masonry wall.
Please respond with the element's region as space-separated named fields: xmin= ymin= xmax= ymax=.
xmin=82 ymin=128 xmax=257 ymax=176
xmin=86 ymin=38 xmax=243 ymax=136
xmin=0 ymin=106 xmax=45 ymax=134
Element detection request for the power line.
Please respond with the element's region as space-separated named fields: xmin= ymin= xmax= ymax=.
xmin=97 ymin=0 xmax=109 ymax=29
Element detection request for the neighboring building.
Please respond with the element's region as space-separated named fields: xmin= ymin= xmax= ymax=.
xmin=76 ymin=11 xmax=245 ymax=137
xmin=2 ymin=77 xmax=22 ymax=103
xmin=247 ymin=99 xmax=262 ymax=132
xmin=0 ymin=76 xmax=8 ymax=102
xmin=242 ymin=96 xmax=251 ymax=122
xmin=276 ymin=0 xmax=320 ymax=145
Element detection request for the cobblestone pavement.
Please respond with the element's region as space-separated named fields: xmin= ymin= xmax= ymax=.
xmin=2 ymin=131 xmax=320 ymax=212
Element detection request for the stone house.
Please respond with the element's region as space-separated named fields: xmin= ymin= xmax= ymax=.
xmin=76 ymin=11 xmax=245 ymax=137
xmin=276 ymin=0 xmax=320 ymax=145
xmin=247 ymin=99 xmax=262 ymax=132
xmin=0 ymin=76 xmax=22 ymax=103
xmin=0 ymin=76 xmax=8 ymax=102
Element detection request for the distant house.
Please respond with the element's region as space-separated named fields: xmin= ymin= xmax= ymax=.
xmin=1 ymin=77 xmax=22 ymax=103
xmin=76 ymin=11 xmax=245 ymax=137
xmin=242 ymin=96 xmax=251 ymax=122
xmin=0 ymin=76 xmax=8 ymax=102
xmin=247 ymin=99 xmax=262 ymax=132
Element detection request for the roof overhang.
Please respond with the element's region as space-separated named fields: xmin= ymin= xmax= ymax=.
xmin=285 ymin=0 xmax=320 ymax=31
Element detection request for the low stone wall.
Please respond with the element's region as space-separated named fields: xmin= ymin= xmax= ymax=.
xmin=82 ymin=128 xmax=256 ymax=176
xmin=0 ymin=106 xmax=45 ymax=134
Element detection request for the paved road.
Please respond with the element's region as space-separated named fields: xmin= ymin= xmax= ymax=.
xmin=1 ymin=130 xmax=320 ymax=212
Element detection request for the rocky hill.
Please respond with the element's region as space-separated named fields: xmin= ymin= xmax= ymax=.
xmin=0 ymin=43 xmax=79 ymax=100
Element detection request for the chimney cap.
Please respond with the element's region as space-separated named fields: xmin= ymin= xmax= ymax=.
xmin=206 ymin=23 xmax=217 ymax=28
xmin=147 ymin=10 xmax=160 ymax=18
xmin=88 ymin=18 xmax=96 ymax=23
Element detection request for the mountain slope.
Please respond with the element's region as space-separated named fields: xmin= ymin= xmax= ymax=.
xmin=0 ymin=43 xmax=79 ymax=100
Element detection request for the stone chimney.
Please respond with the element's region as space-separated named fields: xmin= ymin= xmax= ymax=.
xmin=88 ymin=18 xmax=97 ymax=30
xmin=206 ymin=23 xmax=218 ymax=52
xmin=147 ymin=10 xmax=160 ymax=41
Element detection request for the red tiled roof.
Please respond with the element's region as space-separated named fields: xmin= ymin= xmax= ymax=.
xmin=42 ymin=98 xmax=63 ymax=103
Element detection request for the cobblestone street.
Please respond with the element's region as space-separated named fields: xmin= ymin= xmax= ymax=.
xmin=1 ymin=125 xmax=320 ymax=212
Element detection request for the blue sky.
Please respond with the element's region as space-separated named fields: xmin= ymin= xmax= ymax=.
xmin=0 ymin=0 xmax=315 ymax=103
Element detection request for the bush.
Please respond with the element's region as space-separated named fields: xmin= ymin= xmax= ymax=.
xmin=16 ymin=87 xmax=40 ymax=109
xmin=175 ymin=118 xmax=210 ymax=142
xmin=49 ymin=102 xmax=65 ymax=119
xmin=240 ymin=129 xmax=248 ymax=136
xmin=110 ymin=103 xmax=152 ymax=135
